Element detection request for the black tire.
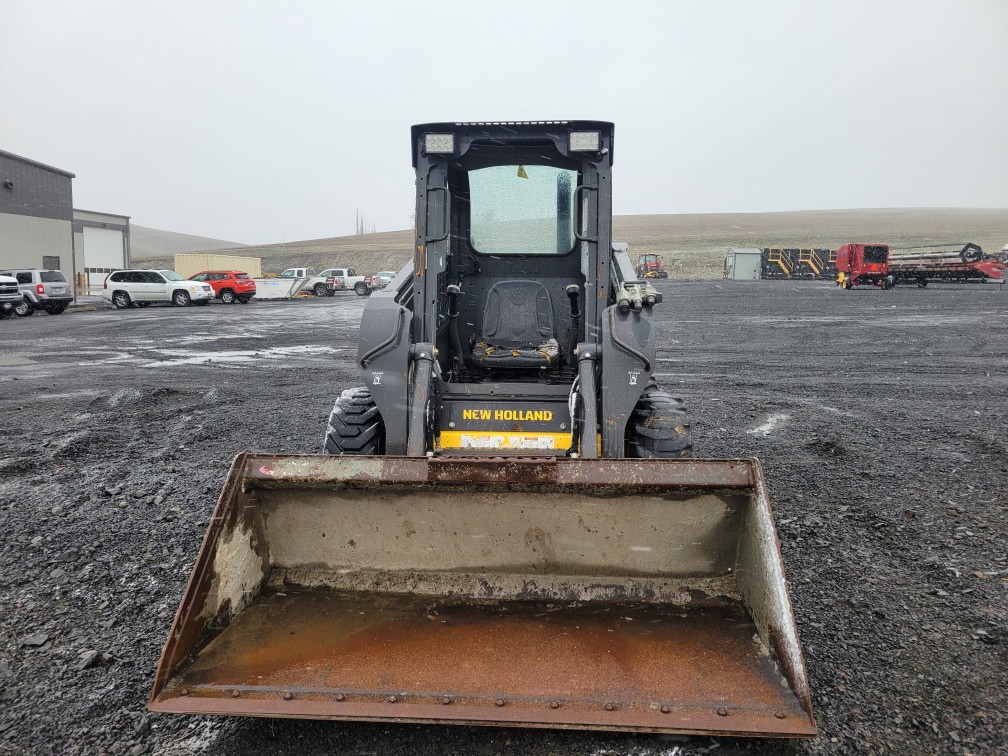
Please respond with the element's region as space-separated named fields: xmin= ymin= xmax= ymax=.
xmin=220 ymin=289 xmax=236 ymax=304
xmin=313 ymin=283 xmax=328 ymax=297
xmin=917 ymin=278 xmax=928 ymax=288
xmin=112 ymin=291 xmax=131 ymax=309
xmin=238 ymin=296 xmax=252 ymax=304
xmin=354 ymin=282 xmax=368 ymax=296
xmin=44 ymin=304 xmax=68 ymax=315
xmin=172 ymin=289 xmax=191 ymax=307
xmin=323 ymin=387 xmax=384 ymax=455
xmin=15 ymin=298 xmax=34 ymax=317
xmin=626 ymin=382 xmax=692 ymax=458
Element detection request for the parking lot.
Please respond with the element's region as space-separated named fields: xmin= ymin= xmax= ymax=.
xmin=1 ymin=282 xmax=1005 ymax=755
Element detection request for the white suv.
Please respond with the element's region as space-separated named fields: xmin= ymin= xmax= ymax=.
xmin=102 ymin=269 xmax=214 ymax=309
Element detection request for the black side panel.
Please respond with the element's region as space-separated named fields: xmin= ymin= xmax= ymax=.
xmin=357 ymin=276 xmax=412 ymax=455
xmin=600 ymin=305 xmax=655 ymax=457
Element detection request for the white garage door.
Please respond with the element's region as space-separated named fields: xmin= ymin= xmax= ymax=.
xmin=82 ymin=227 xmax=125 ymax=268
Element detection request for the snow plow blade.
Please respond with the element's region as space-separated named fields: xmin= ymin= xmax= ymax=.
xmin=149 ymin=454 xmax=815 ymax=738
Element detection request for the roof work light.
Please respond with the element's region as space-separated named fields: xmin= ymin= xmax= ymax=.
xmin=569 ymin=131 xmax=600 ymax=151
xmin=424 ymin=133 xmax=455 ymax=154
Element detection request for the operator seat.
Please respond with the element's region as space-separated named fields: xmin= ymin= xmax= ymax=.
xmin=468 ymin=280 xmax=559 ymax=369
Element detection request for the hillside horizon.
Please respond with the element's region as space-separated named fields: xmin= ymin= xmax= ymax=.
xmin=132 ymin=207 xmax=1008 ymax=279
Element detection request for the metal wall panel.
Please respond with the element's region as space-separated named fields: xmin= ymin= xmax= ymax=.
xmin=0 ymin=153 xmax=73 ymax=221
xmin=0 ymin=214 xmax=73 ymax=269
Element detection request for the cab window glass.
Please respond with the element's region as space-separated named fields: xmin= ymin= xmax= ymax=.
xmin=468 ymin=165 xmax=577 ymax=255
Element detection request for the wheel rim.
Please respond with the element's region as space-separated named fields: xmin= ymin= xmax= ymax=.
xmin=174 ymin=292 xmax=189 ymax=306
xmin=15 ymin=301 xmax=30 ymax=315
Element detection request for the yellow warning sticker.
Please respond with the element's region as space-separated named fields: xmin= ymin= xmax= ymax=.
xmin=443 ymin=432 xmax=562 ymax=450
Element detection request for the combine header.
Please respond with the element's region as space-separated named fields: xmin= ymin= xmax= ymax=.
xmin=836 ymin=243 xmax=893 ymax=289
xmin=150 ymin=121 xmax=816 ymax=740
xmin=889 ymin=243 xmax=1006 ymax=287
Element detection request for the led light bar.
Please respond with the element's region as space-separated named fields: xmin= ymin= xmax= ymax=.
xmin=569 ymin=131 xmax=600 ymax=151
xmin=424 ymin=133 xmax=455 ymax=154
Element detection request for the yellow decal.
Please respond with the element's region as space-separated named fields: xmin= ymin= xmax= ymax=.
xmin=461 ymin=409 xmax=553 ymax=421
xmin=516 ymin=165 xmax=529 ymax=179
xmin=439 ymin=430 xmax=600 ymax=454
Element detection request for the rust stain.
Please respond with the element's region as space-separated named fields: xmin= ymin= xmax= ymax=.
xmin=154 ymin=588 xmax=814 ymax=736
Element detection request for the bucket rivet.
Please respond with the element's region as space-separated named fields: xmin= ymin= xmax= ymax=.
xmin=494 ymin=698 xmax=506 ymax=707
xmin=660 ymin=705 xmax=670 ymax=714
xmin=775 ymin=710 xmax=786 ymax=719
xmin=387 ymin=694 xmax=399 ymax=703
xmin=717 ymin=707 xmax=728 ymax=716
xmin=604 ymin=702 xmax=616 ymax=711
xmin=282 ymin=692 xmax=293 ymax=701
xmin=335 ymin=693 xmax=346 ymax=702
xmin=179 ymin=688 xmax=189 ymax=697
xmin=441 ymin=696 xmax=452 ymax=705
xmin=549 ymin=701 xmax=561 ymax=709
xmin=231 ymin=690 xmax=241 ymax=699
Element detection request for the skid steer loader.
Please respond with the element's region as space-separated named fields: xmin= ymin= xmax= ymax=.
xmin=150 ymin=122 xmax=816 ymax=738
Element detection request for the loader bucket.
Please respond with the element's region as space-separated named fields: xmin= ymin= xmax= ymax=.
xmin=149 ymin=454 xmax=816 ymax=738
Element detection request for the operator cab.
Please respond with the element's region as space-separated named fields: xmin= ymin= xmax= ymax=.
xmin=409 ymin=123 xmax=615 ymax=384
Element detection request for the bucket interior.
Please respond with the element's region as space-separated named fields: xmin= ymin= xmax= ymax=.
xmin=150 ymin=455 xmax=815 ymax=737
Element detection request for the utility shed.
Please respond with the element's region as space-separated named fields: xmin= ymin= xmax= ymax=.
xmin=73 ymin=209 xmax=131 ymax=294
xmin=723 ymin=248 xmax=762 ymax=280
xmin=0 ymin=149 xmax=75 ymax=272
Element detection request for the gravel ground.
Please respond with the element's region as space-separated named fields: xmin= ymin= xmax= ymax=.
xmin=0 ymin=282 xmax=1005 ymax=755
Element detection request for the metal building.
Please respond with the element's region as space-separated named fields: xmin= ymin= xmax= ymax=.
xmin=0 ymin=149 xmax=75 ymax=272
xmin=723 ymin=248 xmax=762 ymax=280
xmin=73 ymin=209 xmax=131 ymax=294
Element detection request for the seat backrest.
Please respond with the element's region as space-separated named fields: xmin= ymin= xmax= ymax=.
xmin=480 ymin=279 xmax=555 ymax=348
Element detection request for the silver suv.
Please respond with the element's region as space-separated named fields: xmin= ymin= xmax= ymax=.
xmin=0 ymin=268 xmax=73 ymax=316
xmin=0 ymin=274 xmax=22 ymax=318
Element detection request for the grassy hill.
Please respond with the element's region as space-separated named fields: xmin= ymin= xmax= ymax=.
xmin=130 ymin=225 xmax=245 ymax=259
xmin=132 ymin=208 xmax=1008 ymax=279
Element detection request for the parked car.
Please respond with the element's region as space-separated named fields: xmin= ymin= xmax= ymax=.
xmin=102 ymin=269 xmax=214 ymax=309
xmin=190 ymin=270 xmax=256 ymax=304
xmin=306 ymin=267 xmax=373 ymax=296
xmin=0 ymin=268 xmax=73 ymax=316
xmin=0 ymin=273 xmax=22 ymax=318
xmin=373 ymin=270 xmax=396 ymax=289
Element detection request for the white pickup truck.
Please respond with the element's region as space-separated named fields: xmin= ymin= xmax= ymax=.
xmin=306 ymin=267 xmax=373 ymax=296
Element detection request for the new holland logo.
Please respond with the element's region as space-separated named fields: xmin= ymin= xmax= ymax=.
xmin=461 ymin=409 xmax=553 ymax=421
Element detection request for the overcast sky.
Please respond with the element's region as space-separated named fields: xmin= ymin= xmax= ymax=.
xmin=2 ymin=1 xmax=1006 ymax=244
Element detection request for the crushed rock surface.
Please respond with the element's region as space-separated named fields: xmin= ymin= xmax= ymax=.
xmin=0 ymin=283 xmax=1004 ymax=755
